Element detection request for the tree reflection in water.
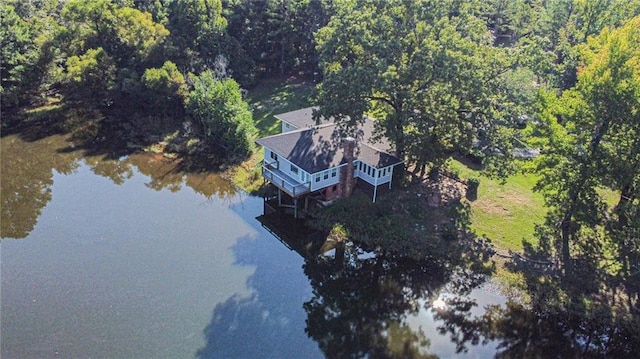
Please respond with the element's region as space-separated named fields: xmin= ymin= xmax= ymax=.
xmin=470 ymin=240 xmax=640 ymax=359
xmin=1 ymin=134 xmax=81 ymax=239
xmin=84 ymin=153 xmax=238 ymax=200
xmin=1 ymin=131 xmax=239 ymax=240
xmin=424 ymin=236 xmax=640 ymax=359
xmin=196 ymin=203 xmax=503 ymax=359
xmin=465 ymin=297 xmax=640 ymax=358
xmin=10 ymin=129 xmax=634 ymax=357
xmin=303 ymin=239 xmax=495 ymax=358
xmin=196 ymin=234 xmax=322 ymax=359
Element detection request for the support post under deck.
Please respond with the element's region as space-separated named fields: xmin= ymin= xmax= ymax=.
xmin=373 ymin=184 xmax=378 ymax=203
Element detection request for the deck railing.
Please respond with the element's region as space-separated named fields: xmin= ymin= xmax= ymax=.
xmin=262 ymin=164 xmax=311 ymax=197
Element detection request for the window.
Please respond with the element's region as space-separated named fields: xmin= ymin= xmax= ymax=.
xmin=367 ymin=165 xmax=371 ymax=176
xmin=270 ymin=151 xmax=278 ymax=161
xmin=323 ymin=170 xmax=329 ymax=180
xmin=290 ymin=164 xmax=298 ymax=174
xmin=315 ymin=174 xmax=321 ymax=182
xmin=331 ymin=168 xmax=337 ymax=177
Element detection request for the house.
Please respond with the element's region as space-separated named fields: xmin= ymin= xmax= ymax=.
xmin=255 ymin=107 xmax=403 ymax=211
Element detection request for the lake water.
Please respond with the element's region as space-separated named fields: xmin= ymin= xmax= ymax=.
xmin=1 ymin=134 xmax=504 ymax=358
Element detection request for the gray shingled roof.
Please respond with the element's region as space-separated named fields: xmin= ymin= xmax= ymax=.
xmin=357 ymin=144 xmax=402 ymax=168
xmin=275 ymin=107 xmax=393 ymax=152
xmin=274 ymin=107 xmax=322 ymax=129
xmin=257 ymin=108 xmax=403 ymax=174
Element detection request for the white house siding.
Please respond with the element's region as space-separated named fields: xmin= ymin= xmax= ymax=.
xmin=264 ymin=148 xmax=282 ymax=173
xmin=264 ymin=148 xmax=397 ymax=196
xmin=282 ymin=161 xmax=307 ymax=183
xmin=310 ymin=166 xmax=341 ymax=192
xmin=376 ymin=165 xmax=394 ymax=185
xmin=355 ymin=161 xmax=394 ymax=186
xmin=263 ymin=148 xmax=311 ymax=185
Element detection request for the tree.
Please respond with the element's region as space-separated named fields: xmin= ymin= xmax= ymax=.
xmin=224 ymin=0 xmax=331 ymax=83
xmin=485 ymin=24 xmax=640 ymax=344
xmin=534 ymin=16 xmax=640 ymax=277
xmin=314 ymin=0 xmax=525 ymax=177
xmin=526 ymin=0 xmax=640 ymax=89
xmin=58 ymin=0 xmax=170 ymax=104
xmin=480 ymin=0 xmax=539 ymax=46
xmin=577 ymin=16 xmax=640 ymax=305
xmin=64 ymin=47 xmax=117 ymax=105
xmin=166 ymin=0 xmax=227 ymax=73
xmin=0 ymin=3 xmax=48 ymax=110
xmin=186 ymin=70 xmax=256 ymax=159
xmin=482 ymin=20 xmax=640 ymax=356
xmin=59 ymin=0 xmax=170 ymax=68
xmin=141 ymin=60 xmax=187 ymax=115
xmin=1 ymin=4 xmax=30 ymax=108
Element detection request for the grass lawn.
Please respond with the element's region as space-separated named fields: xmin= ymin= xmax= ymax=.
xmin=246 ymin=77 xmax=315 ymax=137
xmin=449 ymin=159 xmax=546 ymax=252
xmin=447 ymin=159 xmax=550 ymax=294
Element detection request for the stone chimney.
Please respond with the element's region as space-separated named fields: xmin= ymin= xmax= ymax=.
xmin=338 ymin=136 xmax=356 ymax=198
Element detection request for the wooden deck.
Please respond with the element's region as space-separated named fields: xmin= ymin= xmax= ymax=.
xmin=262 ymin=164 xmax=311 ymax=198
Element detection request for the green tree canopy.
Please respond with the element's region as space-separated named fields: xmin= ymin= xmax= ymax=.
xmin=0 ymin=3 xmax=49 ymax=109
xmin=535 ymin=15 xmax=640 ymax=271
xmin=60 ymin=0 xmax=169 ymax=70
xmin=186 ymin=71 xmax=256 ymax=159
xmin=166 ymin=0 xmax=227 ymax=73
xmin=225 ymin=0 xmax=330 ymax=81
xmin=314 ymin=0 xmax=527 ymax=176
xmin=530 ymin=16 xmax=640 ymax=327
xmin=141 ymin=60 xmax=187 ymax=115
xmin=64 ymin=47 xmax=117 ymax=105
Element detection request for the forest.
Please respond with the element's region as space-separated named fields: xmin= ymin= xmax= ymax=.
xmin=2 ymin=0 xmax=639 ymax=356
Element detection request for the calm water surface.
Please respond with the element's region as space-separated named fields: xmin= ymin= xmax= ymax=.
xmin=1 ymin=134 xmax=503 ymax=358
